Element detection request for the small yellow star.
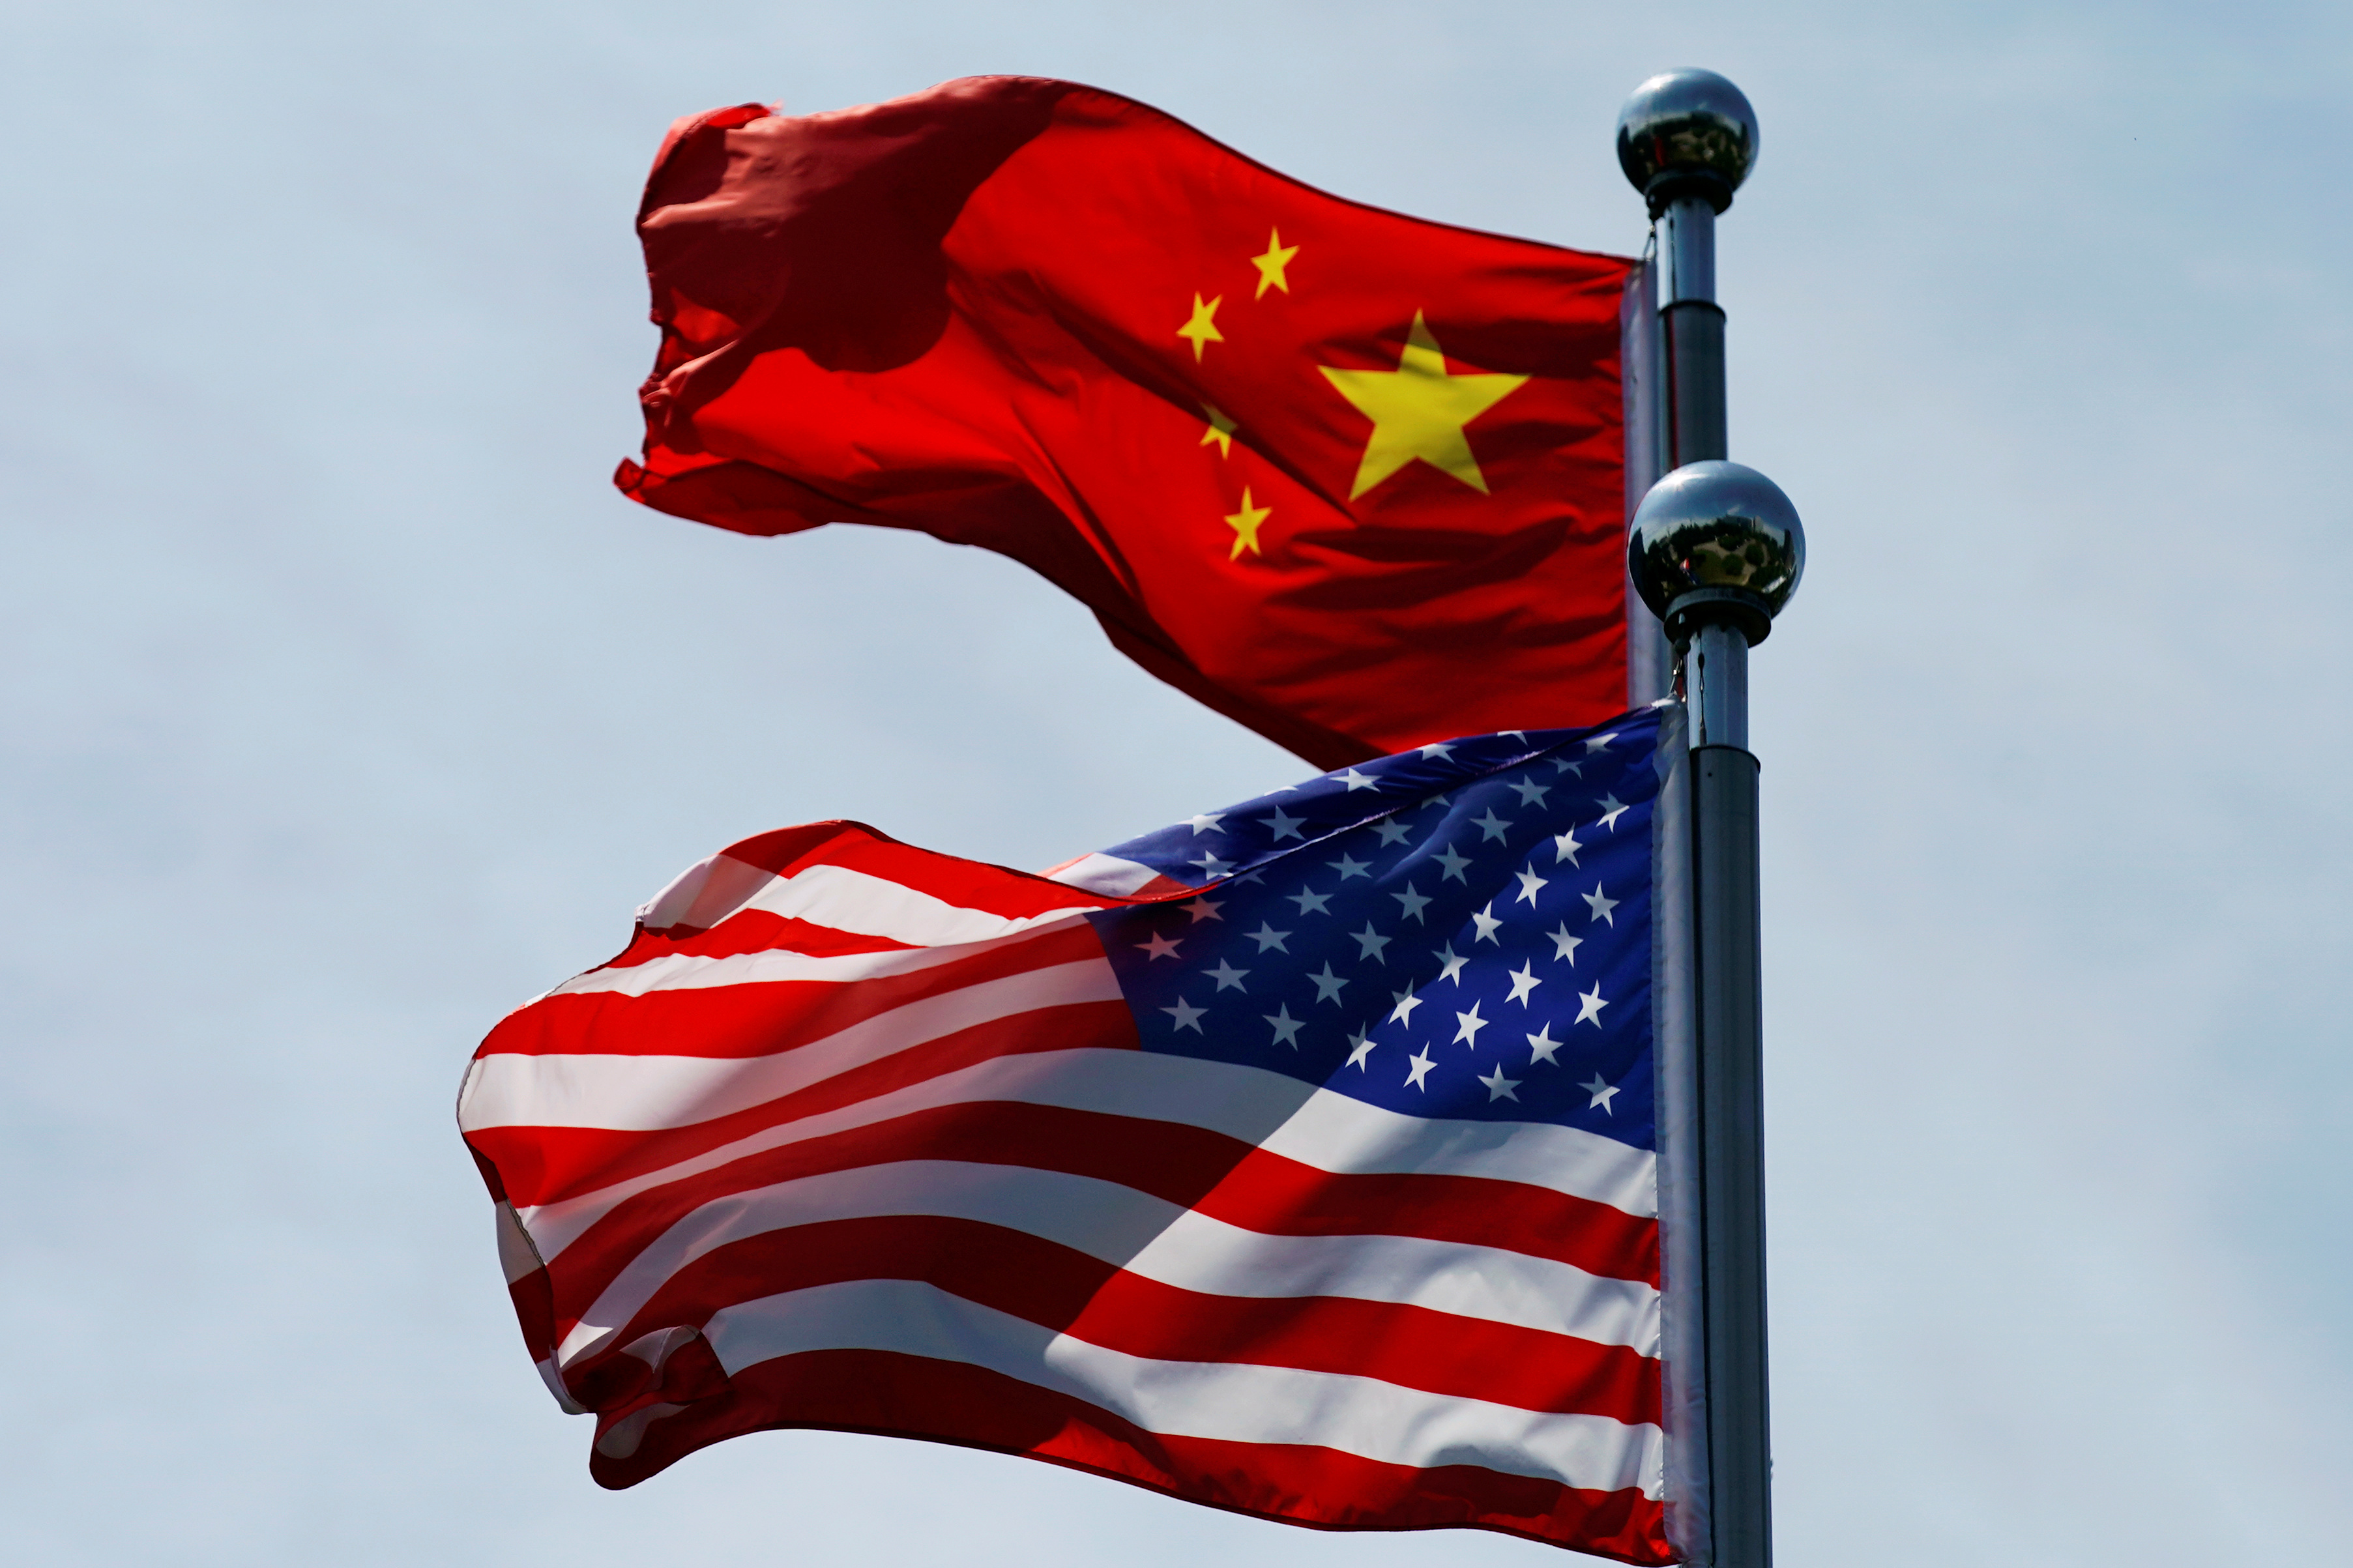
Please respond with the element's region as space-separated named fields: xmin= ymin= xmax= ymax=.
xmin=1199 ymin=402 xmax=1237 ymax=457
xmin=1250 ymin=227 xmax=1299 ymax=298
xmin=1224 ymin=487 xmax=1271 ymax=560
xmin=1176 ymin=293 xmax=1225 ymax=360
xmin=1319 ymin=311 xmax=1529 ymax=499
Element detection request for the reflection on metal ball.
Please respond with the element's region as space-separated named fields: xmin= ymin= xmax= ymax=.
xmin=1628 ymin=460 xmax=1804 ymax=645
xmin=1615 ymin=68 xmax=1759 ymax=214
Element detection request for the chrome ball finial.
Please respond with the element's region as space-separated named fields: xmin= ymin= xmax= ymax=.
xmin=1616 ymin=68 xmax=1759 ymax=216
xmin=1629 ymin=461 xmax=1804 ymax=645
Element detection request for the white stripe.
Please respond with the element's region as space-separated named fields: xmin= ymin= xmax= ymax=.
xmin=639 ymin=853 xmax=1105 ymax=945
xmin=1042 ymin=852 xmax=1165 ymax=896
xmin=697 ymin=1279 xmax=1662 ymax=1496
xmin=515 ymin=1049 xmax=1654 ymax=1261
xmin=735 ymin=862 xmax=1102 ymax=946
xmin=460 ymin=961 xmax=1123 ymax=1133
xmin=494 ymin=1201 xmax=543 ymax=1284
xmin=552 ymin=915 xmax=1093 ymax=1000
xmin=554 ymin=1160 xmax=1657 ymax=1365
xmin=637 ymin=851 xmax=772 ymax=931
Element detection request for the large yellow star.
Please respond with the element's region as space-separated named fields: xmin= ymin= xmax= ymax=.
xmin=1176 ymin=293 xmax=1225 ymax=361
xmin=1319 ymin=312 xmax=1529 ymax=499
xmin=1251 ymin=227 xmax=1299 ymax=298
xmin=1224 ymin=487 xmax=1271 ymax=560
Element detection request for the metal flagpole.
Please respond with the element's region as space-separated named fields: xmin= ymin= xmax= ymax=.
xmin=1616 ymin=71 xmax=1805 ymax=1568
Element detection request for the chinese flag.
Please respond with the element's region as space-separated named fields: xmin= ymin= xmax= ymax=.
xmin=619 ymin=77 xmax=1633 ymax=768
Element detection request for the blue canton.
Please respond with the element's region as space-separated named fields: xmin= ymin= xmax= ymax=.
xmin=1089 ymin=708 xmax=1662 ymax=1150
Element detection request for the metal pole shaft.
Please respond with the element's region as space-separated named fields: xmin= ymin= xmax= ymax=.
xmin=1667 ymin=189 xmax=1772 ymax=1568
xmin=1661 ymin=196 xmax=1727 ymax=467
xmin=1687 ymin=631 xmax=1770 ymax=1568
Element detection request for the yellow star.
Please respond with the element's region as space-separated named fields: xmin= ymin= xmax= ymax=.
xmin=1176 ymin=293 xmax=1225 ymax=361
xmin=1251 ymin=227 xmax=1299 ymax=298
xmin=1200 ymin=402 xmax=1237 ymax=457
xmin=1224 ymin=487 xmax=1271 ymax=560
xmin=1319 ymin=312 xmax=1530 ymax=499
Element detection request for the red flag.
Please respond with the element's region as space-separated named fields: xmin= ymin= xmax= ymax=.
xmin=619 ymin=77 xmax=1633 ymax=768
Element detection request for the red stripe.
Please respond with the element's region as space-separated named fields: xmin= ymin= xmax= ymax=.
xmin=571 ymin=1213 xmax=1657 ymax=1426
xmin=542 ymin=1099 xmax=1654 ymax=1313
xmin=1200 ymin=1148 xmax=1655 ymax=1285
xmin=467 ymin=998 xmax=1140 ymax=1206
xmin=695 ymin=822 xmax=1126 ymax=922
xmin=605 ymin=911 xmax=918 ymax=970
xmin=586 ymin=1349 xmax=1673 ymax=1563
xmin=506 ymin=1269 xmax=558 ymax=1364
xmin=479 ymin=922 xmax=1107 ymax=1060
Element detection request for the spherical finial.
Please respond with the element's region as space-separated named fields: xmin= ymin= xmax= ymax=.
xmin=1616 ymin=68 xmax=1759 ymax=216
xmin=1629 ymin=461 xmax=1804 ymax=645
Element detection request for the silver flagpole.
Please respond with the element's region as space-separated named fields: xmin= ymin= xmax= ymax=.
xmin=1616 ymin=70 xmax=1804 ymax=1568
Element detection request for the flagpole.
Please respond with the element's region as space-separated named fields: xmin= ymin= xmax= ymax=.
xmin=1618 ymin=71 xmax=1804 ymax=1568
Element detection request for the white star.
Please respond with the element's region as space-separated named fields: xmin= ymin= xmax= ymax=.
xmin=1431 ymin=942 xmax=1469 ymax=985
xmin=1584 ymin=731 xmax=1619 ymax=753
xmin=1286 ymin=886 xmax=1334 ymax=916
xmin=1471 ymin=808 xmax=1512 ymax=843
xmin=1308 ymin=963 xmax=1350 ymax=1004
xmin=1404 ymin=1046 xmax=1437 ymax=1089
xmin=1547 ymin=923 xmax=1583 ymax=964
xmin=1551 ymin=757 xmax=1585 ymax=777
xmin=1349 ymin=923 xmax=1392 ymax=963
xmin=1188 ymin=850 xmax=1234 ymax=877
xmin=1264 ymin=1004 xmax=1304 ymax=1048
xmin=1346 ymin=1028 xmax=1378 ymax=1069
xmin=1244 ymin=922 xmax=1293 ymax=953
xmin=1575 ymin=984 xmax=1609 ymax=1027
xmin=1340 ymin=768 xmax=1378 ymax=791
xmin=1583 ymin=883 xmax=1619 ymax=925
xmin=1478 ymin=1064 xmax=1521 ymax=1102
xmin=1502 ymin=730 xmax=1527 ymax=742
xmin=1526 ymin=1023 xmax=1564 ymax=1066
xmin=1187 ymin=813 xmax=1227 ymax=835
xmin=1183 ymin=896 xmax=1225 ymax=923
xmin=1135 ymin=932 xmax=1182 ymax=961
xmin=1327 ymin=851 xmax=1371 ymax=880
xmin=1163 ymin=997 xmax=1205 ymax=1033
xmin=1553 ymin=827 xmax=1583 ymax=866
xmin=1595 ymin=794 xmax=1630 ymax=832
xmin=1513 ymin=865 xmax=1549 ymax=906
xmin=1508 ymin=777 xmax=1551 ymax=806
xmin=1581 ymin=1072 xmax=1621 ymax=1113
xmin=1433 ymin=844 xmax=1472 ymax=882
xmin=1504 ymin=961 xmax=1542 ymax=1006
xmin=1371 ymin=817 xmax=1412 ymax=845
xmin=1452 ymin=1002 xmax=1489 ymax=1047
xmin=1419 ymin=742 xmax=1455 ymax=759
xmin=1470 ymin=903 xmax=1503 ymax=944
xmin=1261 ymin=807 xmax=1306 ymax=841
xmin=1389 ymin=986 xmax=1424 ymax=1024
xmin=1205 ymin=958 xmax=1250 ymax=993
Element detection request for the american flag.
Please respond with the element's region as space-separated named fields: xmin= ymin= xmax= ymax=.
xmin=460 ymin=706 xmax=1673 ymax=1561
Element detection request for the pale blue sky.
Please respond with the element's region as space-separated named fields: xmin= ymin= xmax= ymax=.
xmin=3 ymin=3 xmax=2348 ymax=1563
